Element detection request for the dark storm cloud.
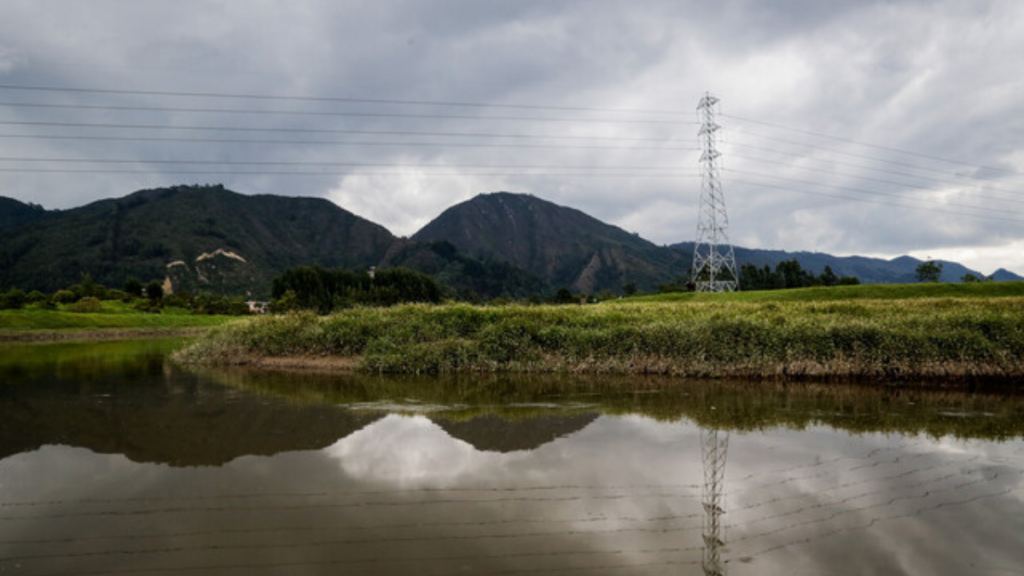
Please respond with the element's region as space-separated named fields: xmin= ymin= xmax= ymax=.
xmin=0 ymin=0 xmax=1021 ymax=272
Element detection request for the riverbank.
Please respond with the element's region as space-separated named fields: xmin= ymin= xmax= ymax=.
xmin=174 ymin=287 xmax=1024 ymax=381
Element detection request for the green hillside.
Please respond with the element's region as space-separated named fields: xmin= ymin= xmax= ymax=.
xmin=412 ymin=192 xmax=688 ymax=294
xmin=0 ymin=185 xmax=396 ymax=297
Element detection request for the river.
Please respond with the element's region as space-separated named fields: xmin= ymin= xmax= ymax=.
xmin=1 ymin=339 xmax=1022 ymax=575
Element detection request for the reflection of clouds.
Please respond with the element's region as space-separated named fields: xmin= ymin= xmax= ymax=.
xmin=3 ymin=418 xmax=1023 ymax=576
xmin=324 ymin=413 xmax=708 ymax=490
xmin=324 ymin=415 xmax=510 ymax=486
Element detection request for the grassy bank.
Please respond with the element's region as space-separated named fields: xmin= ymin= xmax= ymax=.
xmin=0 ymin=301 xmax=239 ymax=340
xmin=175 ymin=285 xmax=1024 ymax=381
xmin=633 ymin=280 xmax=1024 ymax=303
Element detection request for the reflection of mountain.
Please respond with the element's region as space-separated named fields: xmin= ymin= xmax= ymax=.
xmin=0 ymin=375 xmax=383 ymax=467
xmin=434 ymin=413 xmax=600 ymax=453
xmin=204 ymin=366 xmax=1024 ymax=442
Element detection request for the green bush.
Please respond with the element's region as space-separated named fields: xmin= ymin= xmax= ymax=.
xmin=68 ymin=296 xmax=102 ymax=313
xmin=26 ymin=290 xmax=49 ymax=304
xmin=1 ymin=289 xmax=28 ymax=310
xmin=53 ymin=289 xmax=78 ymax=304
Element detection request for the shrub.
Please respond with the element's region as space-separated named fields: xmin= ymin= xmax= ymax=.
xmin=26 ymin=290 xmax=49 ymax=304
xmin=145 ymin=281 xmax=164 ymax=301
xmin=2 ymin=288 xmax=28 ymax=310
xmin=53 ymin=289 xmax=78 ymax=304
xmin=68 ymin=296 xmax=102 ymax=313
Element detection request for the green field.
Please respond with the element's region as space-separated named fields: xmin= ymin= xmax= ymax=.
xmin=0 ymin=300 xmax=239 ymax=333
xmin=632 ymin=280 xmax=1024 ymax=303
xmin=176 ymin=282 xmax=1024 ymax=381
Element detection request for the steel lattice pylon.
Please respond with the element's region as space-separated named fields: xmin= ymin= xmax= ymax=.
xmin=692 ymin=93 xmax=739 ymax=292
xmin=701 ymin=427 xmax=729 ymax=576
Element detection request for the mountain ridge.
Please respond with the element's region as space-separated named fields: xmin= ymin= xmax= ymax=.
xmin=2 ymin=187 xmax=1020 ymax=296
xmin=412 ymin=191 xmax=687 ymax=293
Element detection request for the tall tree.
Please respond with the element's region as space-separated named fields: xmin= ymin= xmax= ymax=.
xmin=915 ymin=260 xmax=943 ymax=283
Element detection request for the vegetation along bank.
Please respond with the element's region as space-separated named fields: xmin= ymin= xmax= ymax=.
xmin=175 ymin=283 xmax=1024 ymax=381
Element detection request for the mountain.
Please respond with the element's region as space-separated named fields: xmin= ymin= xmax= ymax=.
xmin=412 ymin=192 xmax=688 ymax=293
xmin=3 ymin=186 xmax=1020 ymax=298
xmin=433 ymin=413 xmax=600 ymax=453
xmin=669 ymin=243 xmax=999 ymax=284
xmin=0 ymin=185 xmax=395 ymax=297
xmin=0 ymin=360 xmax=384 ymax=466
xmin=0 ymin=196 xmax=51 ymax=233
xmin=991 ymin=268 xmax=1024 ymax=282
xmin=380 ymin=238 xmax=549 ymax=300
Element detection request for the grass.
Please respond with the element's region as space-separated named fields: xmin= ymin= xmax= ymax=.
xmin=0 ymin=300 xmax=239 ymax=332
xmin=176 ymin=283 xmax=1024 ymax=381
xmin=631 ymin=280 xmax=1024 ymax=303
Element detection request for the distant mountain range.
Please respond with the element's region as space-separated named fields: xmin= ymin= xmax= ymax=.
xmin=1 ymin=186 xmax=1020 ymax=297
xmin=669 ymin=243 xmax=1023 ymax=284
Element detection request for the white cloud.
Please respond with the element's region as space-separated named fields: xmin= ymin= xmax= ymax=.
xmin=327 ymin=167 xmax=505 ymax=236
xmin=0 ymin=0 xmax=1022 ymax=269
xmin=910 ymin=239 xmax=1024 ymax=276
xmin=0 ymin=46 xmax=27 ymax=74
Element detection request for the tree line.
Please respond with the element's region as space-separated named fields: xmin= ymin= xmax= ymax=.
xmin=738 ymin=260 xmax=860 ymax=291
xmin=271 ymin=266 xmax=442 ymax=314
xmin=0 ymin=272 xmax=250 ymax=314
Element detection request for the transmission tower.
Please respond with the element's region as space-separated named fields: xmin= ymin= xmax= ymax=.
xmin=692 ymin=93 xmax=739 ymax=292
xmin=701 ymin=427 xmax=729 ymax=576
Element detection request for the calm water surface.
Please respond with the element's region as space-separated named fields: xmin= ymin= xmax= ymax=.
xmin=1 ymin=340 xmax=1022 ymax=576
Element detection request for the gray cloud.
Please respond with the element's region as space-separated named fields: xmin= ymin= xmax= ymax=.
xmin=0 ymin=0 xmax=1022 ymax=273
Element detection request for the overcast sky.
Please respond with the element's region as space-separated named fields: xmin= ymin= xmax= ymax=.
xmin=1 ymin=0 xmax=1022 ymax=274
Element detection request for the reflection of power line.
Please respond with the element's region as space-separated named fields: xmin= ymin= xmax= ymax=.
xmin=0 ymin=491 xmax=700 ymax=522
xmin=0 ymin=511 xmax=706 ymax=547
xmin=5 ymin=455 xmax=971 ymax=549
xmin=0 ymin=482 xmax=702 ymax=509
xmin=740 ymin=451 xmax=933 ymax=493
xmin=731 ymin=471 xmax=1005 ymax=549
xmin=7 ymin=522 xmax=707 ymax=564
xmin=738 ymin=478 xmax=1015 ymax=562
xmin=38 ymin=558 xmax=702 ymax=576
xmin=732 ymin=455 xmax=981 ymax=516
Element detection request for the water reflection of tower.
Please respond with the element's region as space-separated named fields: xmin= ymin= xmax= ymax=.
xmin=701 ymin=427 xmax=729 ymax=576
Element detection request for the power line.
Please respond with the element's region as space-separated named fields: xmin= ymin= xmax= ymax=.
xmin=729 ymin=177 xmax=1024 ymax=225
xmin=0 ymin=156 xmax=686 ymax=170
xmin=725 ymin=144 xmax=1024 ymax=200
xmin=0 ymin=83 xmax=691 ymax=115
xmin=723 ymin=113 xmax=1023 ymax=177
xmin=0 ymin=133 xmax=697 ymax=151
xmin=726 ymin=131 xmax=993 ymax=177
xmin=0 ymin=101 xmax=695 ymax=125
xmin=0 ymin=168 xmax=697 ymax=178
xmin=0 ymin=120 xmax=691 ymax=143
xmin=728 ymin=168 xmax=1023 ymax=217
xmin=729 ymin=152 xmax=1024 ymax=206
